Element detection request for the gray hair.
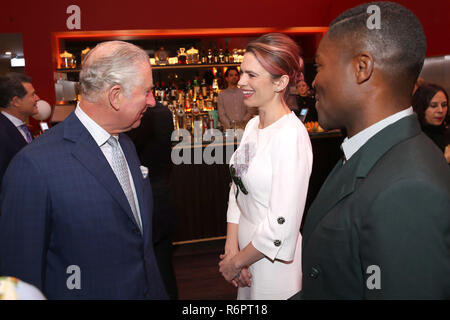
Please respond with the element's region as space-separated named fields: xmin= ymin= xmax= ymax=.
xmin=79 ymin=41 xmax=150 ymax=101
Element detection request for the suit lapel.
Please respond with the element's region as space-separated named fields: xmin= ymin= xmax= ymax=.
xmin=302 ymin=115 xmax=422 ymax=246
xmin=63 ymin=113 xmax=141 ymax=229
xmin=302 ymin=155 xmax=361 ymax=245
xmin=0 ymin=113 xmax=28 ymax=148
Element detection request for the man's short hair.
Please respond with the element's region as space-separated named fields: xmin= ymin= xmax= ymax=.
xmin=328 ymin=1 xmax=426 ymax=87
xmin=0 ymin=73 xmax=32 ymax=108
xmin=79 ymin=41 xmax=150 ymax=102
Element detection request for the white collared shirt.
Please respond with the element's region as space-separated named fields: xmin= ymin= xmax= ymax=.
xmin=341 ymin=107 xmax=414 ymax=161
xmin=74 ymin=104 xmax=142 ymax=227
xmin=1 ymin=111 xmax=30 ymax=143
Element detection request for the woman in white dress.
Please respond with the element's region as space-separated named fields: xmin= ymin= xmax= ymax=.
xmin=219 ymin=33 xmax=313 ymax=300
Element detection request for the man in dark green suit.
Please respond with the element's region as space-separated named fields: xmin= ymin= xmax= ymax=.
xmin=295 ymin=2 xmax=450 ymax=299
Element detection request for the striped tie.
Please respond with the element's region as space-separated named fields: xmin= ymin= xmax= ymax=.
xmin=107 ymin=136 xmax=142 ymax=232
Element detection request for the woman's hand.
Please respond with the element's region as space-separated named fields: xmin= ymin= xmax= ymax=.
xmin=219 ymin=253 xmax=241 ymax=282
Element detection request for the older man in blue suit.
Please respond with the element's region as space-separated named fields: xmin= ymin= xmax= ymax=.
xmin=0 ymin=41 xmax=168 ymax=299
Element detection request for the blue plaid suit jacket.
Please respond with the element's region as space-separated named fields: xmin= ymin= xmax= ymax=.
xmin=0 ymin=112 xmax=167 ymax=299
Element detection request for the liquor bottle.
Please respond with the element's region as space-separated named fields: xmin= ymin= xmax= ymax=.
xmin=154 ymin=82 xmax=161 ymax=100
xmin=192 ymin=102 xmax=202 ymax=142
xmin=170 ymin=82 xmax=178 ymax=101
xmin=219 ymin=47 xmax=224 ymax=63
xmin=175 ymin=102 xmax=185 ymax=130
xmin=224 ymin=47 xmax=230 ymax=63
xmin=164 ymin=85 xmax=171 ymax=102
xmin=200 ymin=49 xmax=208 ymax=64
xmin=193 ymin=77 xmax=201 ymax=100
xmin=200 ymin=78 xmax=208 ymax=98
xmin=184 ymin=92 xmax=191 ymax=111
xmin=207 ymin=48 xmax=213 ymax=64
xmin=213 ymin=48 xmax=219 ymax=64
xmin=212 ymin=78 xmax=219 ymax=92
xmin=213 ymin=91 xmax=219 ymax=109
xmin=186 ymin=80 xmax=193 ymax=100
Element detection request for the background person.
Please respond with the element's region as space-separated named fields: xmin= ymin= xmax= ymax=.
xmin=295 ymin=79 xmax=317 ymax=122
xmin=0 ymin=41 xmax=167 ymax=299
xmin=218 ymin=67 xmax=253 ymax=130
xmin=219 ymin=33 xmax=313 ymax=300
xmin=412 ymin=83 xmax=450 ymax=163
xmin=0 ymin=73 xmax=39 ymax=187
xmin=126 ymin=101 xmax=179 ymax=299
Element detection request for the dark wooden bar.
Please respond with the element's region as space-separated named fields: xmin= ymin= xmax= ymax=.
xmin=170 ymin=132 xmax=344 ymax=242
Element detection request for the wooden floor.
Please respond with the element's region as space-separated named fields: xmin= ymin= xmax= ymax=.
xmin=172 ymin=239 xmax=238 ymax=300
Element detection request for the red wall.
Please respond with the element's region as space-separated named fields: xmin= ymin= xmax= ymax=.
xmin=1 ymin=0 xmax=449 ymax=110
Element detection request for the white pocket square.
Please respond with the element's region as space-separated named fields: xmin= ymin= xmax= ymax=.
xmin=140 ymin=165 xmax=149 ymax=179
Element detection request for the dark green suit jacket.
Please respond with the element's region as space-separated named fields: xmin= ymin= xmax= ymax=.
xmin=299 ymin=115 xmax=450 ymax=299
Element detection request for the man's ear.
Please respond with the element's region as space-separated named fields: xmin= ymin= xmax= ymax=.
xmin=354 ymin=52 xmax=374 ymax=84
xmin=108 ymin=85 xmax=122 ymax=111
xmin=10 ymin=96 xmax=21 ymax=107
xmin=274 ymin=74 xmax=290 ymax=92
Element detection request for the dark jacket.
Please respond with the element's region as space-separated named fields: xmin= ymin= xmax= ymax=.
xmin=0 ymin=112 xmax=28 ymax=188
xmin=126 ymin=103 xmax=177 ymax=244
xmin=299 ymin=115 xmax=450 ymax=299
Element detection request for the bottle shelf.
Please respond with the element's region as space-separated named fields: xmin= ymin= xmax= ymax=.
xmin=56 ymin=62 xmax=240 ymax=73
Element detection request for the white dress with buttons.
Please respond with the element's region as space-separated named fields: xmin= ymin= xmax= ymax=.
xmin=227 ymin=112 xmax=313 ymax=300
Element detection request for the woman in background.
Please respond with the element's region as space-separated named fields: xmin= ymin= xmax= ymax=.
xmin=219 ymin=33 xmax=313 ymax=299
xmin=412 ymin=83 xmax=450 ymax=163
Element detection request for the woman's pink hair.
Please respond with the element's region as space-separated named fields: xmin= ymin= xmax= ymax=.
xmin=245 ymin=33 xmax=304 ymax=103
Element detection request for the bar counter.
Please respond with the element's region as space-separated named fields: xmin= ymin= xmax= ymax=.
xmin=170 ymin=131 xmax=344 ymax=243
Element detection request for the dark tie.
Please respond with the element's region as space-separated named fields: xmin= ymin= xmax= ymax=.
xmin=19 ymin=124 xmax=33 ymax=143
xmin=340 ymin=145 xmax=347 ymax=164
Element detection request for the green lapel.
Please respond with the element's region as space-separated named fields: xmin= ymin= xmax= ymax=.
xmin=302 ymin=115 xmax=422 ymax=246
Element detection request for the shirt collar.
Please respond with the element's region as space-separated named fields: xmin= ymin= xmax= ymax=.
xmin=74 ymin=102 xmax=112 ymax=147
xmin=341 ymin=107 xmax=414 ymax=161
xmin=1 ymin=110 xmax=25 ymax=127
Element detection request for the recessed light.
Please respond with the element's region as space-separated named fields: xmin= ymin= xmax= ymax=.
xmin=5 ymin=51 xmax=12 ymax=55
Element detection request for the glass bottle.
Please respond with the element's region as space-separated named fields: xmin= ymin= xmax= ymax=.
xmin=219 ymin=47 xmax=224 ymax=63
xmin=201 ymin=78 xmax=208 ymax=98
xmin=224 ymin=47 xmax=230 ymax=63
xmin=207 ymin=48 xmax=213 ymax=64
xmin=213 ymin=48 xmax=219 ymax=64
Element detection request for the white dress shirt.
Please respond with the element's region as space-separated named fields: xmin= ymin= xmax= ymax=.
xmin=341 ymin=107 xmax=414 ymax=161
xmin=1 ymin=111 xmax=30 ymax=143
xmin=74 ymin=105 xmax=142 ymax=228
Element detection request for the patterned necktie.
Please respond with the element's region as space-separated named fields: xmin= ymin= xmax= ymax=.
xmin=19 ymin=124 xmax=33 ymax=143
xmin=107 ymin=136 xmax=142 ymax=232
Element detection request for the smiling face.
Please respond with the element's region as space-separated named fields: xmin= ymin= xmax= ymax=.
xmin=117 ymin=61 xmax=155 ymax=131
xmin=425 ymin=90 xmax=448 ymax=126
xmin=312 ymin=36 xmax=357 ymax=131
xmin=238 ymin=52 xmax=278 ymax=109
